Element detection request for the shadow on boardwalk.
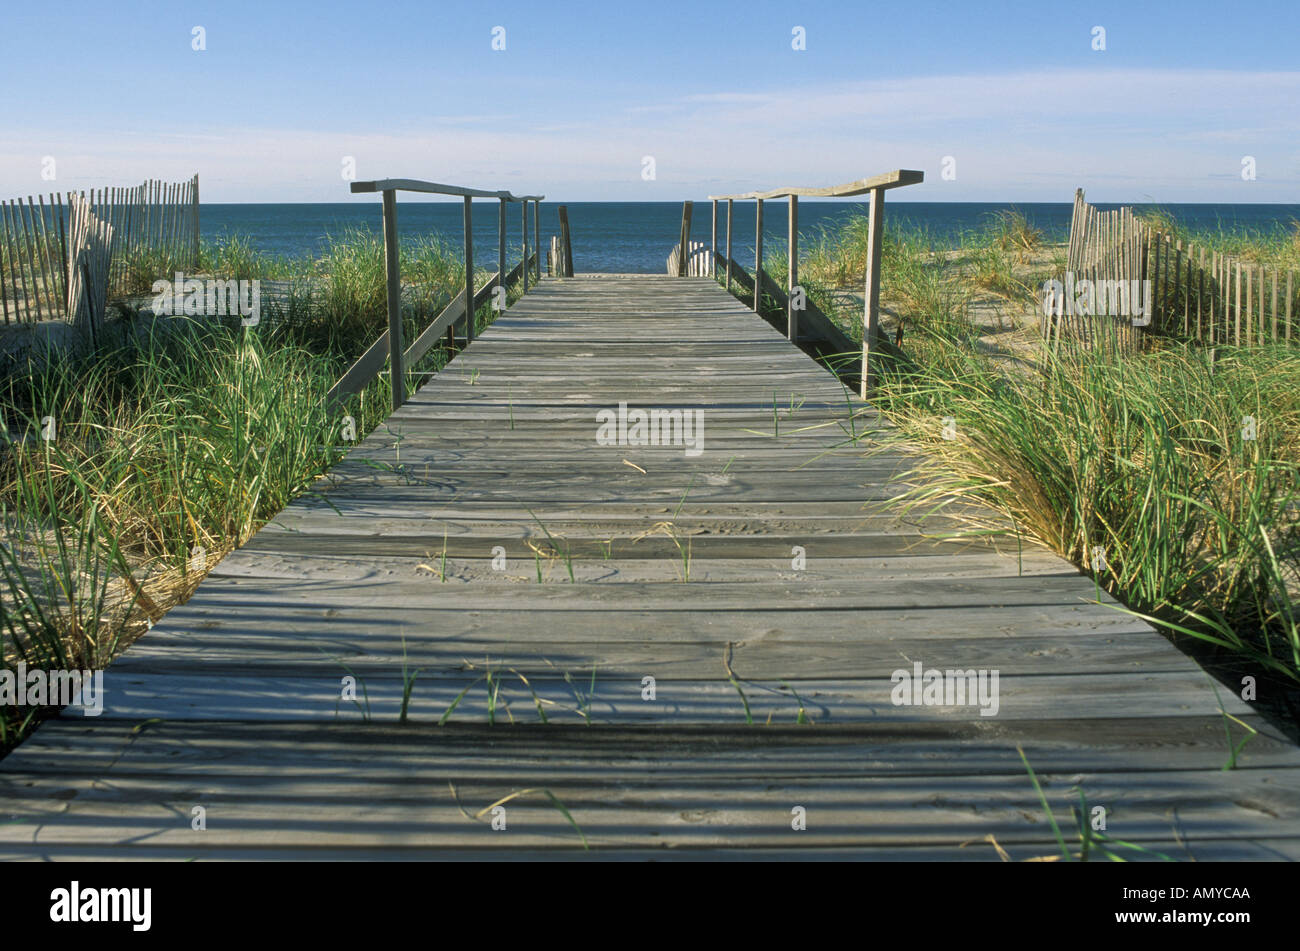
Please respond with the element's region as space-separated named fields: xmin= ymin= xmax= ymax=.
xmin=2 ymin=276 xmax=1298 ymax=860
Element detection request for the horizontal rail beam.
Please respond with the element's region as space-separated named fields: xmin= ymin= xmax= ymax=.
xmin=324 ymin=255 xmax=535 ymax=413
xmin=350 ymin=179 xmax=544 ymax=202
xmin=709 ymin=169 xmax=922 ymax=201
xmin=324 ymin=329 xmax=392 ymax=412
xmin=404 ymin=253 xmax=534 ymax=370
xmin=719 ymin=253 xmax=858 ymax=356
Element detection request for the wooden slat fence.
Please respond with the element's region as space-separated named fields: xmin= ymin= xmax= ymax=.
xmin=64 ymin=193 xmax=114 ymax=343
xmin=0 ymin=175 xmax=200 ymax=326
xmin=1047 ymin=188 xmax=1297 ymax=350
xmin=547 ymin=236 xmax=570 ymax=277
xmin=666 ymin=240 xmax=713 ymax=276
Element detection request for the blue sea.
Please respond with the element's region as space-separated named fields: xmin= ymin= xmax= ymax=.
xmin=200 ymin=201 xmax=1300 ymax=274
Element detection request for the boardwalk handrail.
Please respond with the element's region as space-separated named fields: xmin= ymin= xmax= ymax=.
xmin=706 ymin=169 xmax=923 ymax=201
xmin=681 ymin=169 xmax=923 ymax=397
xmin=350 ymin=179 xmax=544 ymax=202
xmin=334 ymin=178 xmax=546 ymax=412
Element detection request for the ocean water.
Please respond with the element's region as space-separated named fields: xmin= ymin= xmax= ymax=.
xmin=201 ymin=201 xmax=1300 ymax=275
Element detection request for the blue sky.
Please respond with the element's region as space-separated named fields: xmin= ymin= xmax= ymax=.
xmin=2 ymin=0 xmax=1297 ymax=202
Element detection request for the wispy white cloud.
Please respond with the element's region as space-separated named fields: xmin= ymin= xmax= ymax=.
xmin=681 ymin=92 xmax=778 ymax=104
xmin=2 ymin=68 xmax=1297 ymax=201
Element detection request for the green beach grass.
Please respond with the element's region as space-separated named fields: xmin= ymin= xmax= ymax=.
xmin=0 ymin=228 xmax=520 ymax=753
xmin=780 ymin=211 xmax=1299 ymax=703
xmin=3 ymin=213 xmax=1297 ymax=755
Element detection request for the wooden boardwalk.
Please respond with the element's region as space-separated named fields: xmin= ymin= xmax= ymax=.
xmin=3 ymin=274 xmax=1299 ymax=859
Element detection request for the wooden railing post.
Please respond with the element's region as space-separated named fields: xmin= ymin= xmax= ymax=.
xmin=191 ymin=173 xmax=200 ymax=267
xmin=787 ymin=194 xmax=798 ymax=342
xmin=725 ymin=199 xmax=732 ymax=290
xmin=558 ymin=205 xmax=573 ymax=277
xmin=532 ymin=201 xmax=540 ymax=280
xmin=753 ymin=198 xmax=764 ymax=312
xmin=0 ymin=225 xmax=8 ymax=324
xmin=382 ymin=188 xmax=404 ymax=410
xmin=861 ymin=187 xmax=885 ymax=399
xmin=463 ymin=196 xmax=475 ymax=344
xmin=677 ymin=201 xmax=693 ymax=277
xmin=711 ymin=199 xmax=718 ymax=280
xmin=497 ymin=197 xmax=507 ymax=307
xmin=521 ymin=200 xmax=529 ymax=294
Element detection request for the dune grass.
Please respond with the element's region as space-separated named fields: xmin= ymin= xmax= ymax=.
xmin=1 ymin=228 xmax=529 ymax=753
xmin=0 ymin=322 xmax=389 ymax=669
xmin=311 ymin=226 xmax=471 ymax=347
xmin=116 ymin=234 xmax=299 ymax=297
xmin=732 ymin=209 xmax=1298 ymax=690
xmin=117 ymin=226 xmax=494 ymax=346
xmin=870 ymin=328 xmax=1299 ymax=681
xmin=987 ymin=208 xmax=1044 ymax=258
xmin=117 ymin=243 xmax=194 ymax=297
xmin=1137 ymin=209 xmax=1300 ymax=273
xmin=832 ymin=215 xmax=1300 ymax=687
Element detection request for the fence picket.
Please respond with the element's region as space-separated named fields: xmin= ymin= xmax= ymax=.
xmin=0 ymin=175 xmax=198 ymax=324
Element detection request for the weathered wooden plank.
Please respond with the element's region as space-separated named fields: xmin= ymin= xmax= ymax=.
xmin=0 ymin=203 xmax=9 ymax=324
xmin=4 ymin=841 xmax=1295 ymax=862
xmin=402 ymin=259 xmax=525 ymax=374
xmin=710 ymin=169 xmax=924 ymax=201
xmin=32 ymin=195 xmax=60 ymax=317
xmin=557 ymin=205 xmax=573 ymax=277
xmin=787 ymin=194 xmax=798 ymax=341
xmin=83 ymin=668 xmax=1249 ymax=723
xmin=124 ymin=590 xmax=1154 ymax=648
xmin=532 ymin=202 xmax=540 ymax=280
xmin=382 ymin=189 xmax=404 ymax=409
xmin=5 ymin=201 xmax=32 ymax=322
xmin=521 ymin=200 xmax=529 ymax=294
xmin=463 ymin=195 xmax=475 ymax=342
xmin=12 ymin=720 xmax=1298 ymax=780
xmin=18 ymin=198 xmax=42 ymax=319
xmin=2 ymin=720 xmax=1295 ymax=859
xmin=724 ymin=198 xmax=733 ymax=291
xmin=238 ymin=529 xmax=1039 ymax=560
xmin=349 ymin=179 xmax=543 ymax=201
xmin=676 ymin=201 xmax=692 ymax=277
xmin=710 ymin=198 xmax=718 ymax=280
xmin=324 ymin=329 xmax=391 ymax=409
xmin=713 ymin=252 xmax=858 ymax=357
xmin=862 ymin=187 xmax=885 ymax=397
xmin=191 ymin=173 xmax=201 ymax=264
xmin=3 ymin=273 xmax=1295 ymax=860
xmin=497 ymin=197 xmax=506 ymax=304
xmin=1288 ymin=270 xmax=1294 ymax=342
xmin=115 ymin=571 xmax=1138 ymax=611
xmin=107 ymin=630 xmax=1191 ymax=681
